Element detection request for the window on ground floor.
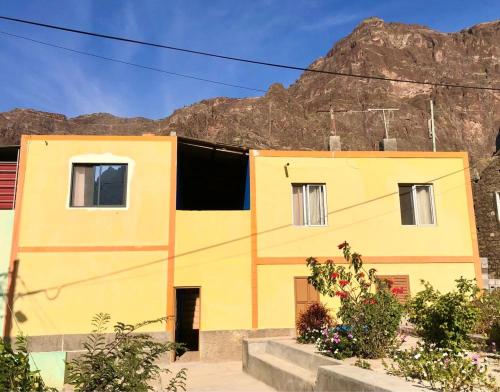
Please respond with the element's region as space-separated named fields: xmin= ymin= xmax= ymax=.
xmin=398 ymin=184 xmax=435 ymax=226
xmin=292 ymin=184 xmax=327 ymax=226
xmin=70 ymin=163 xmax=128 ymax=207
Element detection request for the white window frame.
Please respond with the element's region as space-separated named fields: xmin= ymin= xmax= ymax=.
xmin=401 ymin=184 xmax=436 ymax=226
xmin=495 ymin=191 xmax=500 ymax=223
xmin=291 ymin=184 xmax=328 ymax=227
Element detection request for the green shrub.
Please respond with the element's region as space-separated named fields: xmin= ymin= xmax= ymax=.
xmin=296 ymin=302 xmax=334 ymax=344
xmin=66 ymin=313 xmax=187 ymax=392
xmin=307 ymin=241 xmax=404 ymax=359
xmin=386 ymin=343 xmax=497 ymax=392
xmin=316 ymin=325 xmax=355 ymax=359
xmin=0 ymin=335 xmax=57 ymax=392
xmin=474 ymin=289 xmax=500 ymax=348
xmin=408 ymin=278 xmax=479 ymax=350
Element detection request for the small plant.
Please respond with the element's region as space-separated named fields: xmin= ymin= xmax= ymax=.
xmin=316 ymin=325 xmax=355 ymax=359
xmin=354 ymin=358 xmax=371 ymax=370
xmin=296 ymin=302 xmax=334 ymax=344
xmin=0 ymin=335 xmax=57 ymax=392
xmin=408 ymin=278 xmax=479 ymax=350
xmin=307 ymin=241 xmax=404 ymax=358
xmin=386 ymin=343 xmax=497 ymax=392
xmin=66 ymin=313 xmax=186 ymax=392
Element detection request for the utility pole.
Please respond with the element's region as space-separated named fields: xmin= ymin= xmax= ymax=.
xmin=429 ymin=99 xmax=436 ymax=152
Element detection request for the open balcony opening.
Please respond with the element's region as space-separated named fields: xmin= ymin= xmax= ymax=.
xmin=176 ymin=138 xmax=249 ymax=210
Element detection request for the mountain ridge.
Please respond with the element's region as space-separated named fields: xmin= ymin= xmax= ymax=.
xmin=1 ymin=17 xmax=499 ymax=169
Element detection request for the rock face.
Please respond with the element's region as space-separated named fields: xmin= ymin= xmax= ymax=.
xmin=1 ymin=18 xmax=498 ymax=166
xmin=473 ymin=153 xmax=500 ymax=279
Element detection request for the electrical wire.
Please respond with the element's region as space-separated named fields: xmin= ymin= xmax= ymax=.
xmin=0 ymin=30 xmax=266 ymax=93
xmin=0 ymin=15 xmax=499 ymax=91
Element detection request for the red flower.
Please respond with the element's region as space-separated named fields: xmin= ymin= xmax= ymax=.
xmin=339 ymin=280 xmax=349 ymax=287
xmin=338 ymin=241 xmax=348 ymax=249
xmin=335 ymin=291 xmax=348 ymax=299
xmin=331 ymin=272 xmax=340 ymax=279
xmin=391 ymin=287 xmax=404 ymax=295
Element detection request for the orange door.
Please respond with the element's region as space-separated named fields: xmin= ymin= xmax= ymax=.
xmin=294 ymin=277 xmax=320 ymax=322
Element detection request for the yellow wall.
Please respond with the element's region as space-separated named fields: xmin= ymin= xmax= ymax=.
xmin=254 ymin=156 xmax=473 ymax=258
xmin=19 ymin=138 xmax=173 ymax=247
xmin=12 ymin=251 xmax=168 ymax=335
xmin=257 ymin=263 xmax=477 ymax=329
xmin=12 ymin=137 xmax=174 ymax=335
xmin=175 ymin=211 xmax=252 ymax=331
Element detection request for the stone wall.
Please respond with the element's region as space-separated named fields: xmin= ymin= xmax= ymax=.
xmin=473 ymin=155 xmax=500 ymax=279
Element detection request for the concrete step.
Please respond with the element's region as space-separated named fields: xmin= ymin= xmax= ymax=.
xmin=265 ymin=339 xmax=340 ymax=372
xmin=247 ymin=351 xmax=316 ymax=391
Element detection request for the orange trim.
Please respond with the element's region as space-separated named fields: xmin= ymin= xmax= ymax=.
xmin=22 ymin=134 xmax=176 ymax=142
xmin=257 ymin=256 xmax=476 ymax=265
xmin=18 ymin=245 xmax=169 ymax=253
xmin=250 ymin=153 xmax=258 ymax=329
xmin=462 ymin=154 xmax=483 ymax=289
xmin=166 ymin=138 xmax=178 ymax=334
xmin=3 ymin=135 xmax=28 ymax=337
xmin=253 ymin=150 xmax=468 ymax=159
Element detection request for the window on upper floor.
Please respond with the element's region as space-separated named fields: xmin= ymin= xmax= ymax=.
xmin=398 ymin=184 xmax=435 ymax=226
xmin=292 ymin=184 xmax=327 ymax=226
xmin=70 ymin=163 xmax=128 ymax=207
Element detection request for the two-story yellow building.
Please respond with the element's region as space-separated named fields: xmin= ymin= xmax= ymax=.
xmin=1 ymin=134 xmax=480 ymax=365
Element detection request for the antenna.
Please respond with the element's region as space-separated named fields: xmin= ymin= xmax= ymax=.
xmin=366 ymin=108 xmax=399 ymax=139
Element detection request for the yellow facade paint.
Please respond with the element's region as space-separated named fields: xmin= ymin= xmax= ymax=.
xmin=19 ymin=139 xmax=173 ymax=247
xmin=175 ymin=211 xmax=252 ymax=331
xmin=257 ymin=263 xmax=476 ymax=329
xmin=254 ymin=156 xmax=473 ymax=258
xmin=3 ymin=135 xmax=480 ymax=339
xmin=11 ymin=137 xmax=174 ymax=335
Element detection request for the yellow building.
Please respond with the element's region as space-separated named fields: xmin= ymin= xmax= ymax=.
xmin=1 ymin=134 xmax=480 ymax=363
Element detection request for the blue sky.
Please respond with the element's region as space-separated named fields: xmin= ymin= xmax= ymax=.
xmin=0 ymin=0 xmax=498 ymax=119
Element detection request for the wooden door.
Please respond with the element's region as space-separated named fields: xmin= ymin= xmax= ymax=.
xmin=294 ymin=277 xmax=320 ymax=321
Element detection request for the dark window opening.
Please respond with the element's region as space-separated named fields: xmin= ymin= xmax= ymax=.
xmin=70 ymin=163 xmax=127 ymax=207
xmin=176 ymin=141 xmax=249 ymax=210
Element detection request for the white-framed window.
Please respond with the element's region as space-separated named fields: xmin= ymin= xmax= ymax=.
xmin=495 ymin=191 xmax=500 ymax=222
xmin=70 ymin=163 xmax=128 ymax=208
xmin=398 ymin=184 xmax=436 ymax=226
xmin=292 ymin=184 xmax=327 ymax=226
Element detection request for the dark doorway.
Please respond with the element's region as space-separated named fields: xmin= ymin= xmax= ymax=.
xmin=175 ymin=288 xmax=200 ymax=352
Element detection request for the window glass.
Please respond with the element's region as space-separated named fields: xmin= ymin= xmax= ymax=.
xmin=292 ymin=184 xmax=327 ymax=226
xmin=292 ymin=185 xmax=305 ymax=225
xmin=398 ymin=184 xmax=434 ymax=226
xmin=71 ymin=164 xmax=127 ymax=207
xmin=398 ymin=185 xmax=415 ymax=225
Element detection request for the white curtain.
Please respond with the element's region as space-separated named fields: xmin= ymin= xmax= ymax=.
xmin=292 ymin=185 xmax=305 ymax=225
xmin=308 ymin=185 xmax=323 ymax=225
xmin=416 ymin=186 xmax=433 ymax=224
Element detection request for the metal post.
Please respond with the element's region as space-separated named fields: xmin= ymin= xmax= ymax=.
xmin=430 ymin=100 xmax=436 ymax=152
xmin=382 ymin=110 xmax=389 ymax=139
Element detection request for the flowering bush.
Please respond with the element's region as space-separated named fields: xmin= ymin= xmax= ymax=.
xmin=408 ymin=278 xmax=479 ymax=350
xmin=386 ymin=343 xmax=497 ymax=392
xmin=307 ymin=241 xmax=404 ymax=359
xmin=316 ymin=325 xmax=355 ymax=359
xmin=296 ymin=302 xmax=334 ymax=344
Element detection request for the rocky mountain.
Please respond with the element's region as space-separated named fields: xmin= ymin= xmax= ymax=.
xmin=1 ymin=17 xmax=499 ymax=169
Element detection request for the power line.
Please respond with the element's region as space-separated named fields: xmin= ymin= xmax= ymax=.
xmin=0 ymin=30 xmax=266 ymax=93
xmin=0 ymin=15 xmax=499 ymax=92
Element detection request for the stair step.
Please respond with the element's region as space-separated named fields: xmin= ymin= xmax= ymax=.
xmin=248 ymin=351 xmax=316 ymax=391
xmin=266 ymin=339 xmax=340 ymax=372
